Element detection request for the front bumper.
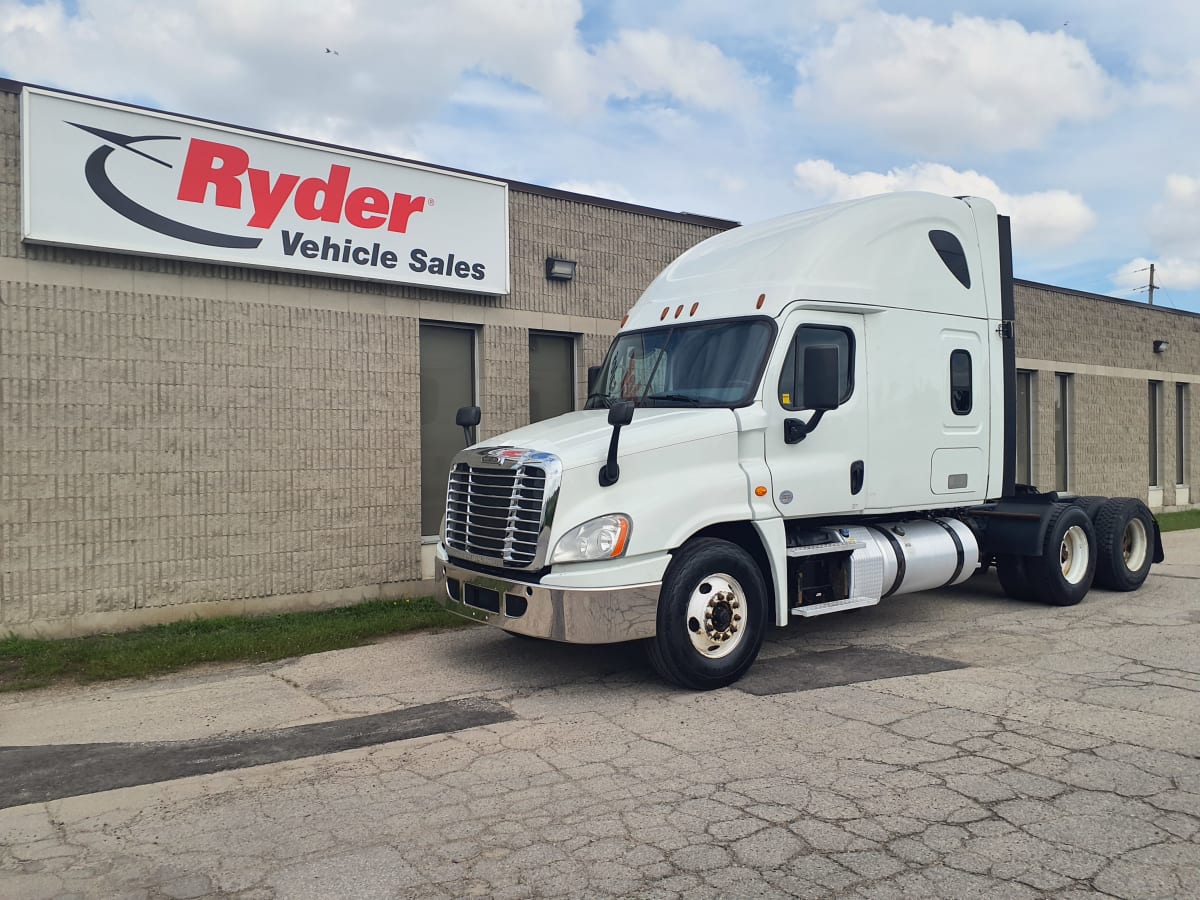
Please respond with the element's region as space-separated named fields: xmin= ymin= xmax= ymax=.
xmin=436 ymin=557 xmax=660 ymax=644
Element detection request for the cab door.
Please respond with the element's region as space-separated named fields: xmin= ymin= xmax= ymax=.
xmin=764 ymin=310 xmax=868 ymax=517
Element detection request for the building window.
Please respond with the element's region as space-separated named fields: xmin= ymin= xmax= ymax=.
xmin=1016 ymin=369 xmax=1033 ymax=485
xmin=950 ymin=350 xmax=972 ymax=415
xmin=1178 ymin=383 xmax=1190 ymax=486
xmin=1149 ymin=380 xmax=1163 ymax=487
xmin=529 ymin=332 xmax=576 ymax=423
xmin=1054 ymin=373 xmax=1071 ymax=491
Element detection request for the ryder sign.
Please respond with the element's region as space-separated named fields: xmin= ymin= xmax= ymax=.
xmin=21 ymin=88 xmax=510 ymax=293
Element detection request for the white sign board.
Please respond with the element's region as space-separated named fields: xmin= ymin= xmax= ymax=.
xmin=21 ymin=88 xmax=510 ymax=294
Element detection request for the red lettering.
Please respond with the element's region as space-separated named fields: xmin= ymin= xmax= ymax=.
xmin=245 ymin=168 xmax=300 ymax=229
xmin=295 ymin=165 xmax=350 ymax=223
xmin=175 ymin=141 xmax=429 ymax=235
xmin=388 ymin=193 xmax=427 ymax=233
xmin=345 ymin=186 xmax=389 ymax=228
xmin=176 ymin=139 xmax=249 ymax=207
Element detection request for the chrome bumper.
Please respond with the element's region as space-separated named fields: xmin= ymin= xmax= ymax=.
xmin=437 ymin=559 xmax=659 ymax=644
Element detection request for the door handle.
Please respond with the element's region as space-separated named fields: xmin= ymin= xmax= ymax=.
xmin=850 ymin=460 xmax=864 ymax=495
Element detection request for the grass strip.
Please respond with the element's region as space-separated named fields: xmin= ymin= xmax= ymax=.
xmin=1155 ymin=509 xmax=1200 ymax=532
xmin=0 ymin=597 xmax=469 ymax=692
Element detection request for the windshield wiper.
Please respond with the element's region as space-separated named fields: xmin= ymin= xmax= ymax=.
xmin=586 ymin=392 xmax=614 ymax=408
xmin=641 ymin=393 xmax=701 ymax=405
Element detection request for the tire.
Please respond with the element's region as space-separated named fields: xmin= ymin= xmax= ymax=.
xmin=996 ymin=554 xmax=1035 ymax=600
xmin=645 ymin=538 xmax=767 ymax=690
xmin=1028 ymin=503 xmax=1097 ymax=606
xmin=1070 ymin=495 xmax=1107 ymax=519
xmin=1093 ymin=498 xmax=1155 ymax=591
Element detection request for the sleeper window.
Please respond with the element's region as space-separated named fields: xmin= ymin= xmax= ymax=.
xmin=950 ymin=349 xmax=972 ymax=415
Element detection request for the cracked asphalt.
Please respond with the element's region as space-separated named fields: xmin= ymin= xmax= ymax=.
xmin=1 ymin=530 xmax=1198 ymax=899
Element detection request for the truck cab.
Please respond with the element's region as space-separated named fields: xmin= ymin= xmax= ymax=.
xmin=435 ymin=192 xmax=1160 ymax=689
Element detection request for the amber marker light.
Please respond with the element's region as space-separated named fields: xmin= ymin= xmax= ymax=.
xmin=675 ymin=304 xmax=684 ymax=318
xmin=756 ymin=293 xmax=766 ymax=309
xmin=690 ymin=302 xmax=699 ymax=316
xmin=611 ymin=516 xmax=631 ymax=557
xmin=620 ymin=314 xmax=629 ymax=327
xmin=660 ymin=307 xmax=669 ymax=320
xmin=754 ymin=486 xmax=768 ymax=497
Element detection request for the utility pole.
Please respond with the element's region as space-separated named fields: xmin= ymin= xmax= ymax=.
xmin=1149 ymin=263 xmax=1156 ymax=305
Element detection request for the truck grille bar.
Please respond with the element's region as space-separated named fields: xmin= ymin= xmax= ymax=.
xmin=443 ymin=449 xmax=560 ymax=570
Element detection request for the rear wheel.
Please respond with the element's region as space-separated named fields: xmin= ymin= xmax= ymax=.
xmin=646 ymin=538 xmax=767 ymax=690
xmin=1093 ymin=498 xmax=1155 ymax=591
xmin=1029 ymin=504 xmax=1096 ymax=606
xmin=1070 ymin=495 xmax=1107 ymax=519
xmin=996 ymin=554 xmax=1035 ymax=600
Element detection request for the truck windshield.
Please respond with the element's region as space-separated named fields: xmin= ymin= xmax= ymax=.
xmin=586 ymin=318 xmax=775 ymax=409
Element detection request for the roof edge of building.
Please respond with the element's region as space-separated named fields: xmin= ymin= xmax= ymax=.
xmin=0 ymin=76 xmax=739 ymax=231
xmin=1015 ymin=277 xmax=1200 ymax=321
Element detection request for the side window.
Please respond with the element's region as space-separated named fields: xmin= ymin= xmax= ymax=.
xmin=778 ymin=325 xmax=853 ymax=410
xmin=950 ymin=349 xmax=972 ymax=415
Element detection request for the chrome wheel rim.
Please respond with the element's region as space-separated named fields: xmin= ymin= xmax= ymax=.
xmin=1060 ymin=524 xmax=1090 ymax=583
xmin=1122 ymin=518 xmax=1148 ymax=571
xmin=685 ymin=572 xmax=747 ymax=659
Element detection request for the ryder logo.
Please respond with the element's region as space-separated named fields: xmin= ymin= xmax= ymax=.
xmin=26 ymin=89 xmax=506 ymax=293
xmin=67 ymin=124 xmax=429 ymax=249
xmin=67 ymin=121 xmax=262 ymax=249
xmin=175 ymin=139 xmax=428 ymax=234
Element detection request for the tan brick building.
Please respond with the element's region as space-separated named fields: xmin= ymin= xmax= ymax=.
xmin=1013 ymin=281 xmax=1199 ymax=511
xmin=1 ymin=80 xmax=1196 ymax=636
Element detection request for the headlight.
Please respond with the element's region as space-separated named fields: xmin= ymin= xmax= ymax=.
xmin=551 ymin=514 xmax=632 ymax=563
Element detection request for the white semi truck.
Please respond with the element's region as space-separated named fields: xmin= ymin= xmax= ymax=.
xmin=434 ymin=192 xmax=1163 ymax=690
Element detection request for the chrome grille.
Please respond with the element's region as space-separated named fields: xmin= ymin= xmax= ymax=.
xmin=445 ymin=462 xmax=549 ymax=568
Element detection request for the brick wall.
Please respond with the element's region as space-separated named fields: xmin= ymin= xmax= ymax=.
xmin=0 ymin=84 xmax=728 ymax=635
xmin=1014 ymin=282 xmax=1200 ymax=506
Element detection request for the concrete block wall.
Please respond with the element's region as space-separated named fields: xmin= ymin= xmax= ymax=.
xmin=1015 ymin=282 xmax=1200 ymax=507
xmin=0 ymin=82 xmax=729 ymax=635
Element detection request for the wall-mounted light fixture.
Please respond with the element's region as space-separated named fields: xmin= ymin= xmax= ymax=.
xmin=545 ymin=257 xmax=577 ymax=281
xmin=1153 ymin=339 xmax=1169 ymax=354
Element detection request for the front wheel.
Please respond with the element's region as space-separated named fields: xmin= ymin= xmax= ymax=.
xmin=646 ymin=538 xmax=767 ymax=690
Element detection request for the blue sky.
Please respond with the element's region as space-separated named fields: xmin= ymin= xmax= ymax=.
xmin=3 ymin=0 xmax=1198 ymax=311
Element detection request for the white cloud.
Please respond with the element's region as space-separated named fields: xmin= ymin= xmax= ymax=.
xmin=1112 ymin=257 xmax=1200 ymax=292
xmin=793 ymin=159 xmax=1096 ymax=250
xmin=1112 ymin=174 xmax=1200 ymax=292
xmin=0 ymin=0 xmax=758 ymax=133
xmin=599 ymin=29 xmax=759 ymax=113
xmin=794 ymin=12 xmax=1113 ymax=155
xmin=1150 ymin=174 xmax=1200 ymax=258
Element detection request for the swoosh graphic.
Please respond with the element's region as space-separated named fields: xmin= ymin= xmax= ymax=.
xmin=76 ymin=128 xmax=262 ymax=250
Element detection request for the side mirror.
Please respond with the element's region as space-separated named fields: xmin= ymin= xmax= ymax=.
xmin=455 ymin=405 xmax=481 ymax=447
xmin=587 ymin=365 xmax=603 ymax=394
xmin=607 ymin=400 xmax=634 ymax=427
xmin=802 ymin=345 xmax=841 ymax=411
xmin=784 ymin=346 xmax=840 ymax=445
xmin=599 ymin=401 xmax=635 ymax=486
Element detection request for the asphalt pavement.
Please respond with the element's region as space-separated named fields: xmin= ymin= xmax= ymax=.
xmin=1 ymin=530 xmax=1198 ymax=899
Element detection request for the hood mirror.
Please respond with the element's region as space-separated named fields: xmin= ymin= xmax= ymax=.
xmin=456 ymin=405 xmax=481 ymax=447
